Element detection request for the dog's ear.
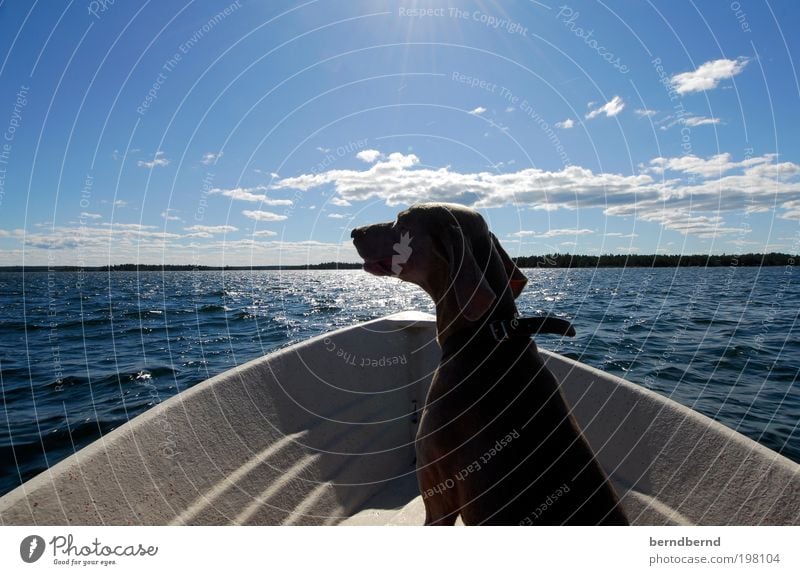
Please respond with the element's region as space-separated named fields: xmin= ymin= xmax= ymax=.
xmin=443 ymin=225 xmax=496 ymax=321
xmin=490 ymin=232 xmax=527 ymax=298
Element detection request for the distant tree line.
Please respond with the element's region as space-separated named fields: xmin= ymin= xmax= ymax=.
xmin=2 ymin=253 xmax=796 ymax=272
xmin=0 ymin=262 xmax=363 ymax=272
xmin=512 ymin=252 xmax=796 ymax=268
xmin=98 ymin=262 xmax=364 ymax=271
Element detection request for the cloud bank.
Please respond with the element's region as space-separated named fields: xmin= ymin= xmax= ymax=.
xmin=271 ymin=151 xmax=800 ymax=238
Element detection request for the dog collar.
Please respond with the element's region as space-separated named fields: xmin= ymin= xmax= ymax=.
xmin=489 ymin=316 xmax=576 ymax=342
xmin=441 ymin=315 xmax=576 ymax=359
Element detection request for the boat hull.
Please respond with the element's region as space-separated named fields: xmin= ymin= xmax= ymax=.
xmin=1 ymin=311 xmax=797 ymax=525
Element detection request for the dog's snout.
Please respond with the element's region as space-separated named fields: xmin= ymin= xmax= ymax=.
xmin=350 ymin=227 xmax=365 ymax=240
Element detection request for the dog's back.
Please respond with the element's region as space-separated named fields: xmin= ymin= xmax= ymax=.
xmin=417 ymin=336 xmax=628 ymax=525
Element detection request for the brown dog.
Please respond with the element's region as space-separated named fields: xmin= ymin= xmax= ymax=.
xmin=351 ymin=203 xmax=628 ymax=525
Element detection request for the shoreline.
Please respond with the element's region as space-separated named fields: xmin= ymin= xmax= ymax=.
xmin=0 ymin=252 xmax=796 ymax=272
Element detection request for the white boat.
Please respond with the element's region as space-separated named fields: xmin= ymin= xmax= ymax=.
xmin=1 ymin=311 xmax=798 ymax=526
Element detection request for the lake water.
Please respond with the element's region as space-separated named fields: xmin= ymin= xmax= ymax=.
xmin=1 ymin=267 xmax=798 ymax=497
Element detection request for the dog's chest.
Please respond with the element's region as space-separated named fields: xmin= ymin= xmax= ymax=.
xmin=422 ymin=349 xmax=552 ymax=427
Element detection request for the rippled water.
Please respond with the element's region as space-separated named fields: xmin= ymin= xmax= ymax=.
xmin=1 ymin=267 xmax=798 ymax=497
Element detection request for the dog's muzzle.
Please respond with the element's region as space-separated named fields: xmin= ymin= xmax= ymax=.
xmin=351 ymin=224 xmax=396 ymax=276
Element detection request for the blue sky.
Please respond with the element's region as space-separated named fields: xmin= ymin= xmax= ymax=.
xmin=0 ymin=0 xmax=798 ymax=265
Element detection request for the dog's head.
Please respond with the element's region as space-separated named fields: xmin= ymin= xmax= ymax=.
xmin=351 ymin=203 xmax=527 ymax=322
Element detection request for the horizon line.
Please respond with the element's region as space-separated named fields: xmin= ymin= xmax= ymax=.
xmin=1 ymin=252 xmax=796 ymax=271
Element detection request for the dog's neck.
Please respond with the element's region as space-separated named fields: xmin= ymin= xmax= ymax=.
xmin=432 ymin=286 xmax=519 ymax=349
xmin=435 ymin=297 xmax=528 ymax=361
xmin=412 ymin=257 xmax=519 ymax=347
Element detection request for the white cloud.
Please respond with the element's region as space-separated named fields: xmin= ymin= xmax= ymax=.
xmin=101 ymin=223 xmax=156 ymax=231
xmin=17 ymin=223 xmax=183 ymax=252
xmin=646 ymin=153 xmax=773 ymax=177
xmin=511 ymin=228 xmax=594 ymax=238
xmin=81 ymin=212 xmax=102 ymax=219
xmin=683 ymin=116 xmax=721 ymax=127
xmin=356 ymin=149 xmax=383 ymax=163
xmin=637 ymin=212 xmax=743 ymax=239
xmin=211 ymin=186 xmax=266 ymax=202
xmin=671 ymin=58 xmax=748 ymax=94
xmin=19 ymin=148 xmax=792 ymax=263
xmin=781 ymin=200 xmax=800 ymax=220
xmin=555 ymin=118 xmax=575 ymax=129
xmin=271 ymin=150 xmax=800 ymax=238
xmin=272 ymin=152 xmax=421 ymax=203
xmin=4 ymin=227 xmax=360 ymax=266
xmin=327 ymin=213 xmax=346 ymax=219
xmin=201 ymin=152 xmax=223 ymax=165
xmin=184 ymin=225 xmax=238 ymax=234
xmin=329 ymin=197 xmax=352 ymax=207
xmin=0 ymin=218 xmax=358 ymax=266
xmin=316 ymin=146 xmax=331 ymax=153
xmin=8 ymin=142 xmax=800 ymax=266
xmin=541 ymin=228 xmax=594 ymax=238
xmin=137 ymin=151 xmax=170 ymax=169
xmin=113 ymin=200 xmax=128 ymax=207
xmin=242 ymin=210 xmax=288 ymax=222
xmin=585 ymin=96 xmax=624 ymax=119
xmin=635 ymin=108 xmax=658 ymax=117
xmin=658 ymin=114 xmax=722 ymax=130
xmin=272 ymin=151 xmax=648 ymax=209
xmin=468 ymin=106 xmax=487 ymax=115
xmin=210 ymin=186 xmax=293 ymax=205
xmin=160 ymin=209 xmax=180 ymax=221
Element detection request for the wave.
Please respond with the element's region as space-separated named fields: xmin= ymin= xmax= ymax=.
xmin=0 ymin=418 xmax=119 ymax=492
xmin=198 ymin=304 xmax=228 ymax=313
xmin=39 ymin=365 xmax=178 ymax=391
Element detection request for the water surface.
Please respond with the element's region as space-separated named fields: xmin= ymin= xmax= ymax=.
xmin=0 ymin=267 xmax=797 ymax=497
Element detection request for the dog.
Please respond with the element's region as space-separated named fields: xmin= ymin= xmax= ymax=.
xmin=351 ymin=203 xmax=628 ymax=525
